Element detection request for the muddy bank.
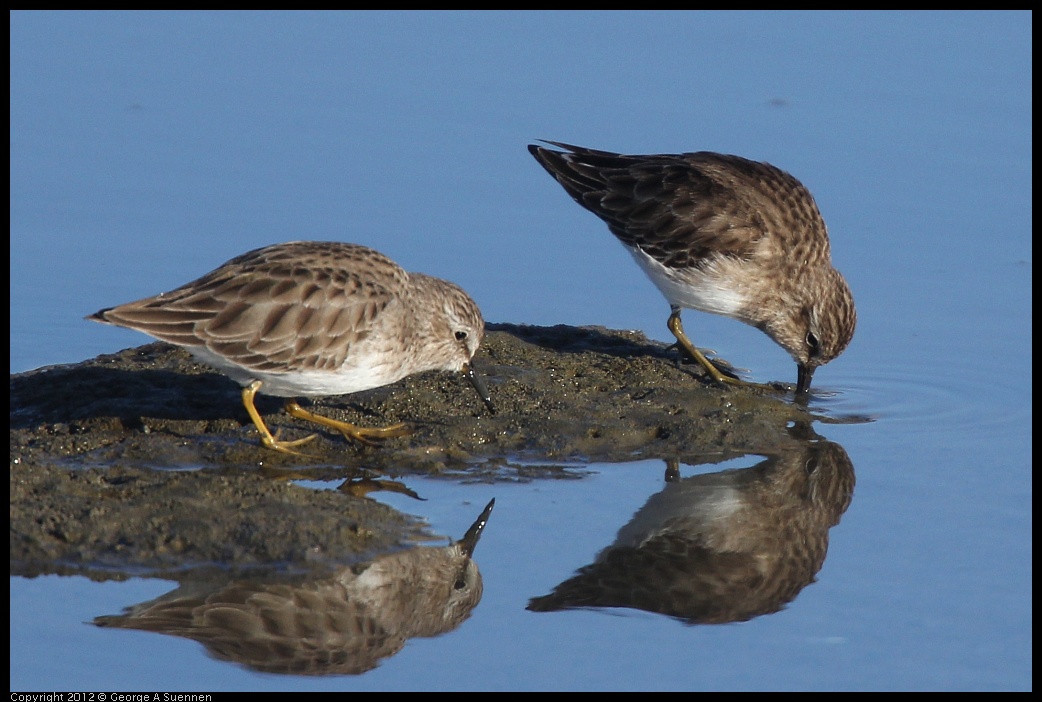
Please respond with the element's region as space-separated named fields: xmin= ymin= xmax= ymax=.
xmin=10 ymin=322 xmax=809 ymax=579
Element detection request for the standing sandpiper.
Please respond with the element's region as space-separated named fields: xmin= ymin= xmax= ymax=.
xmin=88 ymin=241 xmax=494 ymax=453
xmin=529 ymin=141 xmax=855 ymax=397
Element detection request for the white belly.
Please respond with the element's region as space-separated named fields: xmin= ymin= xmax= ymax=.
xmin=186 ymin=347 xmax=406 ymax=398
xmin=626 ymin=245 xmax=746 ymax=317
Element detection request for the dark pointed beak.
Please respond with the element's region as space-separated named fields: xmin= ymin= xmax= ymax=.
xmin=463 ymin=362 xmax=495 ymax=415
xmin=796 ymin=363 xmax=815 ymax=399
xmin=458 ymin=498 xmax=495 ymax=558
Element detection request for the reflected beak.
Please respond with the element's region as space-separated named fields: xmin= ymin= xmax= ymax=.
xmin=463 ymin=362 xmax=495 ymax=415
xmin=796 ymin=363 xmax=815 ymax=398
xmin=458 ymin=498 xmax=495 ymax=558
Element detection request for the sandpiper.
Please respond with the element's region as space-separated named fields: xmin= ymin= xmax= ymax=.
xmin=88 ymin=241 xmax=494 ymax=453
xmin=529 ymin=140 xmax=856 ymax=396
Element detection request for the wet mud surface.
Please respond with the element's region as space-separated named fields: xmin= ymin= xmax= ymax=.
xmin=11 ymin=322 xmax=811 ymax=580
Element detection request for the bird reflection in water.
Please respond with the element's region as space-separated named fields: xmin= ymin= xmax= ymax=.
xmin=95 ymin=498 xmax=494 ymax=675
xmin=528 ymin=424 xmax=854 ymax=624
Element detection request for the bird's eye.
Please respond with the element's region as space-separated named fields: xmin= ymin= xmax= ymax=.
xmin=455 ymin=331 xmax=468 ymax=341
xmin=806 ymin=332 xmax=820 ymax=355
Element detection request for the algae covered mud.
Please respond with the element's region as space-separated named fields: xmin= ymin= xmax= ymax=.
xmin=11 ymin=322 xmax=819 ymax=578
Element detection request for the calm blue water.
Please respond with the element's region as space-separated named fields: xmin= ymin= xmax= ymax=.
xmin=10 ymin=11 xmax=1031 ymax=691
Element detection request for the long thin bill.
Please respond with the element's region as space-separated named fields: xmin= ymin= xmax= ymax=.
xmin=796 ymin=363 xmax=815 ymax=398
xmin=463 ymin=363 xmax=495 ymax=414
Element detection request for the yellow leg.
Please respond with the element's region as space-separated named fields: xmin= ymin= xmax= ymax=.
xmin=666 ymin=308 xmax=774 ymax=391
xmin=241 ymin=381 xmax=318 ymax=455
xmin=284 ymin=401 xmax=412 ymax=447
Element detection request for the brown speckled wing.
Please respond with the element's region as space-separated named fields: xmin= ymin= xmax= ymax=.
xmin=91 ymin=242 xmax=403 ymax=373
xmin=529 ymin=141 xmax=827 ymax=270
